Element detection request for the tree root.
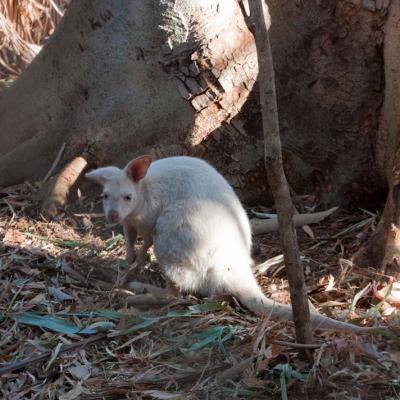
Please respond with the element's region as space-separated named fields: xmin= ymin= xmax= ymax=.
xmin=250 ymin=207 xmax=339 ymax=235
xmin=41 ymin=156 xmax=88 ymax=217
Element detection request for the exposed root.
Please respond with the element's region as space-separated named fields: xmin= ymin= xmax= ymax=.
xmin=251 ymin=207 xmax=339 ymax=235
xmin=41 ymin=156 xmax=87 ymax=217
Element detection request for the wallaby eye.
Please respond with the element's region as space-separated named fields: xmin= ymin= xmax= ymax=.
xmin=102 ymin=193 xmax=109 ymax=200
xmin=124 ymin=195 xmax=132 ymax=201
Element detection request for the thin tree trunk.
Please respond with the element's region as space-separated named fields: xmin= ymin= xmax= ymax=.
xmin=248 ymin=0 xmax=312 ymax=344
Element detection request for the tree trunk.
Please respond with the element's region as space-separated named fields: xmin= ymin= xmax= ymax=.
xmin=249 ymin=0 xmax=312 ymax=344
xmin=0 ymin=0 xmax=388 ymax=207
xmin=353 ymin=1 xmax=400 ymax=271
xmin=0 ymin=0 xmax=259 ymax=192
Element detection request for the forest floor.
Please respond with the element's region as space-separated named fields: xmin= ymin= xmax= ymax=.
xmin=0 ymin=181 xmax=399 ymax=400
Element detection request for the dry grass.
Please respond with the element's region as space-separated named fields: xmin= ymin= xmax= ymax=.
xmin=0 ymin=0 xmax=69 ymax=79
xmin=0 ymin=182 xmax=399 ymax=399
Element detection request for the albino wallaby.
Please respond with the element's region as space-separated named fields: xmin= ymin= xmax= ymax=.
xmin=86 ymin=155 xmax=372 ymax=332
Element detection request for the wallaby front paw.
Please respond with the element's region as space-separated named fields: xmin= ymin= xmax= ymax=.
xmin=126 ymin=250 xmax=137 ymax=265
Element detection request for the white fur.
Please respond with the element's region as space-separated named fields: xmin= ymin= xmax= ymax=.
xmin=86 ymin=156 xmax=267 ymax=304
xmin=84 ymin=156 xmax=375 ymax=331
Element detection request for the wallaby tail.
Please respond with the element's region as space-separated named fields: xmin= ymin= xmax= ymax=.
xmin=230 ymin=283 xmax=374 ymax=333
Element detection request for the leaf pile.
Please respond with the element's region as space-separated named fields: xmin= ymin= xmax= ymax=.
xmin=0 ymin=183 xmax=399 ymax=399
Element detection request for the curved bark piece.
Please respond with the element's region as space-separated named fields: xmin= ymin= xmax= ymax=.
xmin=251 ymin=207 xmax=338 ymax=235
xmin=41 ymin=156 xmax=87 ymax=216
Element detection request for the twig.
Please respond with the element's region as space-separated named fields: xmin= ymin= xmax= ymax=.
xmin=3 ymin=199 xmax=16 ymax=222
xmin=6 ymin=282 xmax=25 ymax=313
xmin=49 ymin=0 xmax=65 ymax=17
xmin=271 ymin=340 xmax=321 ymax=349
xmin=42 ymin=142 xmax=66 ymax=183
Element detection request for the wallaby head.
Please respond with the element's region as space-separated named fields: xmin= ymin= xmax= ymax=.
xmin=85 ymin=155 xmax=152 ymax=224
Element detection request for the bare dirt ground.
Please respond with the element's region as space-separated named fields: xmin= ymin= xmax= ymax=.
xmin=0 ymin=181 xmax=399 ymax=399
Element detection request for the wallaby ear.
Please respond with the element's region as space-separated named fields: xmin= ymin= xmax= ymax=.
xmin=125 ymin=155 xmax=153 ymax=182
xmin=85 ymin=167 xmax=117 ymax=186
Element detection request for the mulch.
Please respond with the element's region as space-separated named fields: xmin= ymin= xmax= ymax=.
xmin=0 ymin=182 xmax=399 ymax=400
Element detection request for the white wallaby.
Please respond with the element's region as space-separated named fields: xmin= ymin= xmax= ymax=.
xmin=86 ymin=155 xmax=372 ymax=332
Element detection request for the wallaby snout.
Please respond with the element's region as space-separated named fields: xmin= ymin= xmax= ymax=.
xmin=107 ymin=210 xmax=119 ymax=224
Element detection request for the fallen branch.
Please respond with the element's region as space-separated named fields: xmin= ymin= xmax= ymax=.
xmin=251 ymin=207 xmax=339 ymax=235
xmin=271 ymin=340 xmax=321 ymax=349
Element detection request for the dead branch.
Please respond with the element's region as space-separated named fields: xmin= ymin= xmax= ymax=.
xmin=248 ymin=0 xmax=312 ymax=344
xmin=251 ymin=207 xmax=339 ymax=235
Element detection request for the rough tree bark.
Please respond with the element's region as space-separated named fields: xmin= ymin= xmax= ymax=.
xmin=353 ymin=1 xmax=400 ymax=272
xmin=0 ymin=0 xmax=259 ymax=190
xmin=249 ymin=0 xmax=312 ymax=344
xmin=0 ymin=1 xmax=388 ymax=209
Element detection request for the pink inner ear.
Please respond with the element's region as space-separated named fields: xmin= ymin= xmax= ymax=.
xmin=127 ymin=155 xmax=152 ymax=182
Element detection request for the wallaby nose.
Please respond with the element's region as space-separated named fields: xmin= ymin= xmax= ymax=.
xmin=108 ymin=210 xmax=119 ymax=224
